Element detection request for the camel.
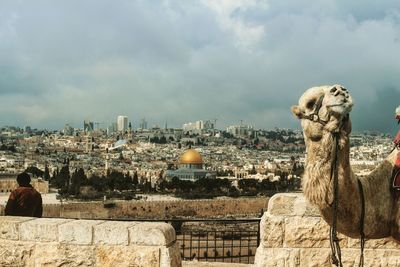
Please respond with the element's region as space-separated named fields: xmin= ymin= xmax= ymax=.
xmin=291 ymin=85 xmax=400 ymax=241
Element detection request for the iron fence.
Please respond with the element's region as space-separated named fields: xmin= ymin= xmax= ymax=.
xmin=125 ymin=217 xmax=261 ymax=264
xmin=178 ymin=227 xmax=259 ymax=263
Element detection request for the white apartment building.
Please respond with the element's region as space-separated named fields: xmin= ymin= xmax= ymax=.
xmin=117 ymin=116 xmax=128 ymax=132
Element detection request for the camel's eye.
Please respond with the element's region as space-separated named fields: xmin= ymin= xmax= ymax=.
xmin=330 ymin=87 xmax=337 ymax=93
xmin=306 ymin=100 xmax=315 ymax=110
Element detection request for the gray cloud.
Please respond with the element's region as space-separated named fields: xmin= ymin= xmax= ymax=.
xmin=0 ymin=0 xmax=399 ymax=134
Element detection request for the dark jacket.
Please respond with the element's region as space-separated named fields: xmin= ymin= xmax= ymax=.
xmin=4 ymin=185 xmax=43 ymax=217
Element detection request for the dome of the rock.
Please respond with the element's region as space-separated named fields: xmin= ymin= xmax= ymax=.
xmin=179 ymin=149 xmax=203 ymax=165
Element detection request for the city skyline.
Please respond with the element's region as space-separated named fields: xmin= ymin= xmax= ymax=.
xmin=0 ymin=1 xmax=400 ymax=134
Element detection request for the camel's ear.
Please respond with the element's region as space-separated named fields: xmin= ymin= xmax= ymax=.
xmin=291 ymin=105 xmax=303 ymax=119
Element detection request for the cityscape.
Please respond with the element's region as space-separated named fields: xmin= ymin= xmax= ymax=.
xmin=0 ymin=115 xmax=394 ymax=203
xmin=1 ymin=0 xmax=400 ymax=266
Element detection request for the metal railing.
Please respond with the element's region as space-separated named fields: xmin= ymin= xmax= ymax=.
xmin=130 ymin=218 xmax=261 ymax=264
xmin=178 ymin=225 xmax=259 ymax=263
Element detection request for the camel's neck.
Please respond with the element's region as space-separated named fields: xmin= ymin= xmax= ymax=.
xmin=303 ymin=132 xmax=355 ymax=208
xmin=303 ymin=131 xmax=397 ymax=238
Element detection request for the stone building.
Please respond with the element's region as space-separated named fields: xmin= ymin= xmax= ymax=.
xmin=166 ymin=149 xmax=215 ymax=181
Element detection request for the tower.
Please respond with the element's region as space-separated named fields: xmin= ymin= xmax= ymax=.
xmin=105 ymin=150 xmax=110 ymax=175
xmin=117 ymin=116 xmax=128 ymax=132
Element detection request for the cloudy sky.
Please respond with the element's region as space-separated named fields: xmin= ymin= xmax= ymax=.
xmin=1 ymin=0 xmax=400 ymax=133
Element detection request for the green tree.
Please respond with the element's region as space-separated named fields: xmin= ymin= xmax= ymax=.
xmin=53 ymin=165 xmax=70 ymax=190
xmin=70 ymin=168 xmax=86 ymax=195
xmin=44 ymin=165 xmax=50 ymax=181
xmin=132 ymin=171 xmax=139 ymax=186
xmin=25 ymin=166 xmax=44 ymax=177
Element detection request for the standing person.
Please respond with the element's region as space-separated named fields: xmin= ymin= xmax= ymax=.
xmin=4 ymin=172 xmax=43 ymax=217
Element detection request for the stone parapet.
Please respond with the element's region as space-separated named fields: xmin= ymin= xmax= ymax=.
xmin=0 ymin=197 xmax=268 ymax=219
xmin=255 ymin=193 xmax=400 ymax=267
xmin=0 ymin=216 xmax=181 ymax=267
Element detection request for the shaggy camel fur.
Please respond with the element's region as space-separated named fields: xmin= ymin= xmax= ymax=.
xmin=291 ymin=85 xmax=400 ymax=241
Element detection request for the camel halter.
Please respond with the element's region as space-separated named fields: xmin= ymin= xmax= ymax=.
xmin=303 ymin=114 xmax=366 ymax=267
xmin=301 ymin=95 xmax=329 ymax=126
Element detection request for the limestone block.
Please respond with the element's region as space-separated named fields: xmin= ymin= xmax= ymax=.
xmin=59 ymin=219 xmax=105 ymax=245
xmin=299 ymin=248 xmax=343 ymax=267
xmin=284 ymin=216 xmax=348 ymax=248
xmin=20 ymin=218 xmax=73 ymax=242
xmin=28 ymin=243 xmax=96 ymax=267
xmin=0 ymin=216 xmax=34 ymax=240
xmin=0 ymin=240 xmax=35 ymax=266
xmin=95 ymin=245 xmax=160 ymax=267
xmin=347 ymin=236 xmax=400 ymax=250
xmin=93 ymin=221 xmax=137 ymax=245
xmin=254 ymin=246 xmax=300 ymax=267
xmin=160 ymin=241 xmax=182 ymax=267
xmin=362 ymin=249 xmax=400 ymax=266
xmin=268 ymin=193 xmax=299 ymax=216
xmin=292 ymin=195 xmax=319 ymax=217
xmin=260 ymin=213 xmax=284 ymax=247
xmin=130 ymin=222 xmax=176 ymax=246
xmin=299 ymin=248 xmax=400 ymax=267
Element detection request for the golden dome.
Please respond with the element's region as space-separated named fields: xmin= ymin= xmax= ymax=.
xmin=179 ymin=149 xmax=203 ymax=165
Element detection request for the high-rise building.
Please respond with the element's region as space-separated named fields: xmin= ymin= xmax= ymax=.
xmin=140 ymin=118 xmax=148 ymax=130
xmin=226 ymin=124 xmax=254 ymax=137
xmin=182 ymin=120 xmax=215 ymax=131
xmin=63 ymin=124 xmax=74 ymax=136
xmin=117 ymin=116 xmax=128 ymax=132
xmin=83 ymin=120 xmax=94 ymax=132
xmin=107 ymin=123 xmax=118 ymax=135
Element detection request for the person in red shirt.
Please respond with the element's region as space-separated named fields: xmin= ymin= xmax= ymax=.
xmin=4 ymin=172 xmax=43 ymax=217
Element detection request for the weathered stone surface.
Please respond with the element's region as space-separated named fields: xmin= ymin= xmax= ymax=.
xmin=0 ymin=240 xmax=35 ymax=267
xmin=95 ymin=245 xmax=160 ymax=267
xmin=284 ymin=216 xmax=348 ymax=248
xmin=0 ymin=218 xmax=181 ymax=267
xmin=28 ymin=243 xmax=96 ymax=267
xmin=160 ymin=242 xmax=182 ymax=267
xmin=268 ymin=193 xmax=299 ymax=216
xmin=59 ymin=219 xmax=104 ymax=245
xmin=20 ymin=218 xmax=73 ymax=242
xmin=362 ymin=249 xmax=400 ymax=266
xmin=0 ymin=216 xmax=34 ymax=240
xmin=93 ymin=221 xmax=137 ymax=245
xmin=254 ymin=246 xmax=300 ymax=267
xmin=260 ymin=213 xmax=284 ymax=247
xmin=300 ymin=248 xmax=359 ymax=267
xmin=130 ymin=222 xmax=176 ymax=246
xmin=255 ymin=193 xmax=400 ymax=267
xmin=347 ymin=236 xmax=400 ymax=249
xmin=292 ymin=195 xmax=319 ymax=217
xmin=300 ymin=248 xmax=400 ymax=267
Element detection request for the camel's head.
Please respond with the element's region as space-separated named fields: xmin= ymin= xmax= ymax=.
xmin=291 ymin=85 xmax=353 ymax=142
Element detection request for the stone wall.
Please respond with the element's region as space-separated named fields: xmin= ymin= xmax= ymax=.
xmin=254 ymin=193 xmax=400 ymax=267
xmin=0 ymin=216 xmax=181 ymax=267
xmin=22 ymin=197 xmax=268 ymax=219
xmin=0 ymin=178 xmax=49 ymax=194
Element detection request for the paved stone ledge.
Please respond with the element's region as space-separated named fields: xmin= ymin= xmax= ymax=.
xmin=255 ymin=193 xmax=400 ymax=267
xmin=0 ymin=216 xmax=181 ymax=267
